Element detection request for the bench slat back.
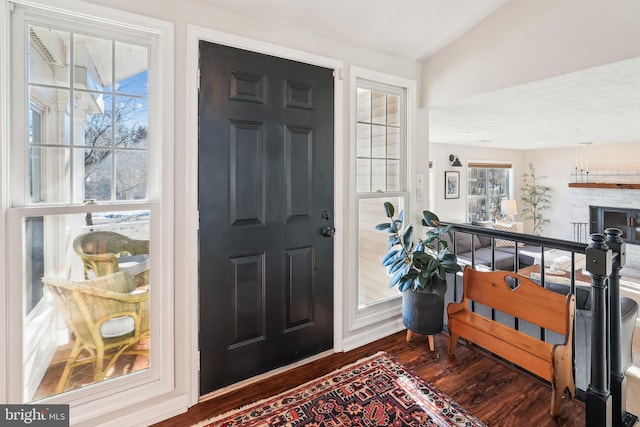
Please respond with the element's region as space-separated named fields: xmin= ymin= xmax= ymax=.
xmin=462 ymin=268 xmax=571 ymax=335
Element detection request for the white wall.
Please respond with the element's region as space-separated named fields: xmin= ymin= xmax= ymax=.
xmin=430 ymin=142 xmax=640 ymax=242
xmin=76 ymin=0 xmax=422 ymax=420
xmin=525 ymin=142 xmax=640 ymax=240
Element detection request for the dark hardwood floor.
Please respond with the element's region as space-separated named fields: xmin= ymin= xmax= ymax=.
xmin=152 ymin=331 xmax=585 ymax=426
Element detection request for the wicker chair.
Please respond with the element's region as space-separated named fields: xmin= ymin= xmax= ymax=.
xmin=73 ymin=231 xmax=150 ymax=286
xmin=42 ymin=271 xmax=150 ymax=393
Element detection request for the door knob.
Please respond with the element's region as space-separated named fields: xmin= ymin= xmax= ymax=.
xmin=321 ymin=226 xmax=335 ymax=237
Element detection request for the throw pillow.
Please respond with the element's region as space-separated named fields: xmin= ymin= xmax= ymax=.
xmin=492 ymin=223 xmax=525 ymax=247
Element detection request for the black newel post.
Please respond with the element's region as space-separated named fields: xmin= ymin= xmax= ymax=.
xmin=586 ymin=233 xmax=613 ymax=427
xmin=605 ymin=228 xmax=638 ymax=427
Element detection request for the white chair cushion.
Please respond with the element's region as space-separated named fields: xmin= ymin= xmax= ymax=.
xmin=118 ymin=254 xmax=150 ymax=277
xmin=100 ymin=315 xmax=135 ymax=338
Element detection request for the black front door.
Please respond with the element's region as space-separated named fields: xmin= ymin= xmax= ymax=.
xmin=198 ymin=41 xmax=335 ymax=394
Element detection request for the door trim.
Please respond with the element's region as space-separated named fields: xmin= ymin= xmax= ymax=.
xmin=186 ymin=25 xmax=345 ymax=404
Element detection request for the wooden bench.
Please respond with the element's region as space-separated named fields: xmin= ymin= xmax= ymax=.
xmin=447 ymin=266 xmax=575 ymax=416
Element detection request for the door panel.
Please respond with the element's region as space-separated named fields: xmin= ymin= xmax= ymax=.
xmin=198 ymin=41 xmax=334 ymax=394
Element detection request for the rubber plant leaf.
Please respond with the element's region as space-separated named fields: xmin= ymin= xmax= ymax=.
xmin=422 ymin=210 xmax=440 ymax=227
xmin=384 ymin=202 xmax=394 ymax=218
xmin=388 ymin=257 xmax=406 ymax=274
xmin=375 ymin=222 xmax=391 ymax=231
xmin=382 ymin=249 xmax=401 ymax=266
xmin=402 ymin=224 xmax=413 ymax=248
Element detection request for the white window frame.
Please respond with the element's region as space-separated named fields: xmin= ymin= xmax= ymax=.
xmin=1 ymin=1 xmax=176 ymax=424
xmin=348 ymin=66 xmax=416 ymax=332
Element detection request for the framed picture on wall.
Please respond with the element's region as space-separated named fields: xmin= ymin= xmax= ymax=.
xmin=445 ymin=171 xmax=460 ymax=199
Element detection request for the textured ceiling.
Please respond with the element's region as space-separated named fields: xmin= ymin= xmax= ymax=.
xmin=429 ymin=56 xmax=640 ymax=150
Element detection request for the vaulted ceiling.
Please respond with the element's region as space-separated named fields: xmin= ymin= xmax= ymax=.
xmin=197 ymin=0 xmax=640 ymax=150
xmin=198 ymin=0 xmax=511 ymax=60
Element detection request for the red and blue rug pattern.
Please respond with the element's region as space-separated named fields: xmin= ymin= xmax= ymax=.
xmin=196 ymin=351 xmax=486 ymax=427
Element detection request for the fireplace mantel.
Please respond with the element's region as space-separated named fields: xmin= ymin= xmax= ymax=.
xmin=568 ymin=183 xmax=640 ymax=189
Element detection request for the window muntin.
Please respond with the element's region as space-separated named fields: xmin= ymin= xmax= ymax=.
xmin=467 ymin=164 xmax=512 ymax=222
xmin=356 ymin=81 xmax=407 ymax=310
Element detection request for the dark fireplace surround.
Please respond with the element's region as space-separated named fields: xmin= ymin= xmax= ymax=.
xmin=590 ymin=206 xmax=640 ymax=245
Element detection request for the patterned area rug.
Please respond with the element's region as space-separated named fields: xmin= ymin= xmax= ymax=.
xmin=194 ymin=351 xmax=486 ymax=427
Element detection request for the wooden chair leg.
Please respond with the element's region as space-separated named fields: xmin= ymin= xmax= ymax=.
xmin=551 ymin=348 xmax=575 ymax=416
xmin=406 ymin=330 xmax=435 ymax=351
xmin=56 ymin=340 xmax=82 ymax=393
xmin=448 ymin=333 xmax=459 ymax=355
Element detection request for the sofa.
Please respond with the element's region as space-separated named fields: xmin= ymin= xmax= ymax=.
xmin=539 ymin=277 xmax=637 ymax=390
xmin=441 ymin=225 xmax=541 ymax=271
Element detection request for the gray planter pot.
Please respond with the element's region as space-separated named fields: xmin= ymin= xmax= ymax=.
xmin=402 ymin=290 xmax=444 ymax=335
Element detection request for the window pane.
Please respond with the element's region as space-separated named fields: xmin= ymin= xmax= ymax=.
xmin=29 ymin=25 xmax=70 ymax=87
xmin=114 ymin=95 xmax=148 ymax=149
xmin=356 ymin=88 xmax=371 ymax=123
xmin=29 ymin=108 xmax=42 ymax=144
xmin=81 ymin=93 xmax=112 ymax=147
xmin=356 ymin=159 xmax=371 ymax=193
xmin=371 ymin=91 xmax=386 ymax=124
xmin=387 ymin=94 xmax=399 ymax=125
xmin=74 ymin=34 xmax=112 ymax=92
xmin=488 ymin=197 xmax=503 ymax=220
xmin=387 ymin=127 xmax=399 ymax=158
xmin=30 ymin=147 xmax=71 ymax=204
xmin=468 ymin=198 xmax=486 ymax=222
xmin=371 ymin=125 xmax=386 ymax=158
xmin=356 ymin=123 xmax=370 ymax=157
xmin=116 ymin=150 xmax=148 ymax=200
xmin=23 ymin=211 xmax=151 ymax=401
xmin=371 ymin=159 xmax=386 ymax=191
xmin=387 ymin=160 xmax=400 ymax=192
xmin=115 ymin=42 xmax=148 ymax=96
xmin=82 ymin=147 xmax=112 ymax=201
xmin=29 ymin=87 xmax=71 ymax=146
xmin=358 ymin=196 xmax=405 ymax=308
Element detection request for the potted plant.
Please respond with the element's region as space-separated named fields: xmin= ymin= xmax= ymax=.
xmin=376 ymin=202 xmax=461 ymax=337
xmin=520 ymin=163 xmax=551 ymax=235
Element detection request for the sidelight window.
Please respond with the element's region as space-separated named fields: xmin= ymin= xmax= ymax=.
xmin=355 ymin=77 xmax=409 ymax=314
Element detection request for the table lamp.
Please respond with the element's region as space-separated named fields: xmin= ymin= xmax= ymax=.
xmin=501 ymin=199 xmax=518 ymax=222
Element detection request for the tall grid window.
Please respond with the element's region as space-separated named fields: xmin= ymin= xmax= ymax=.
xmin=467 ymin=163 xmax=512 ymax=222
xmin=356 ymin=81 xmax=407 ymax=310
xmin=8 ymin=4 xmax=165 ymax=405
